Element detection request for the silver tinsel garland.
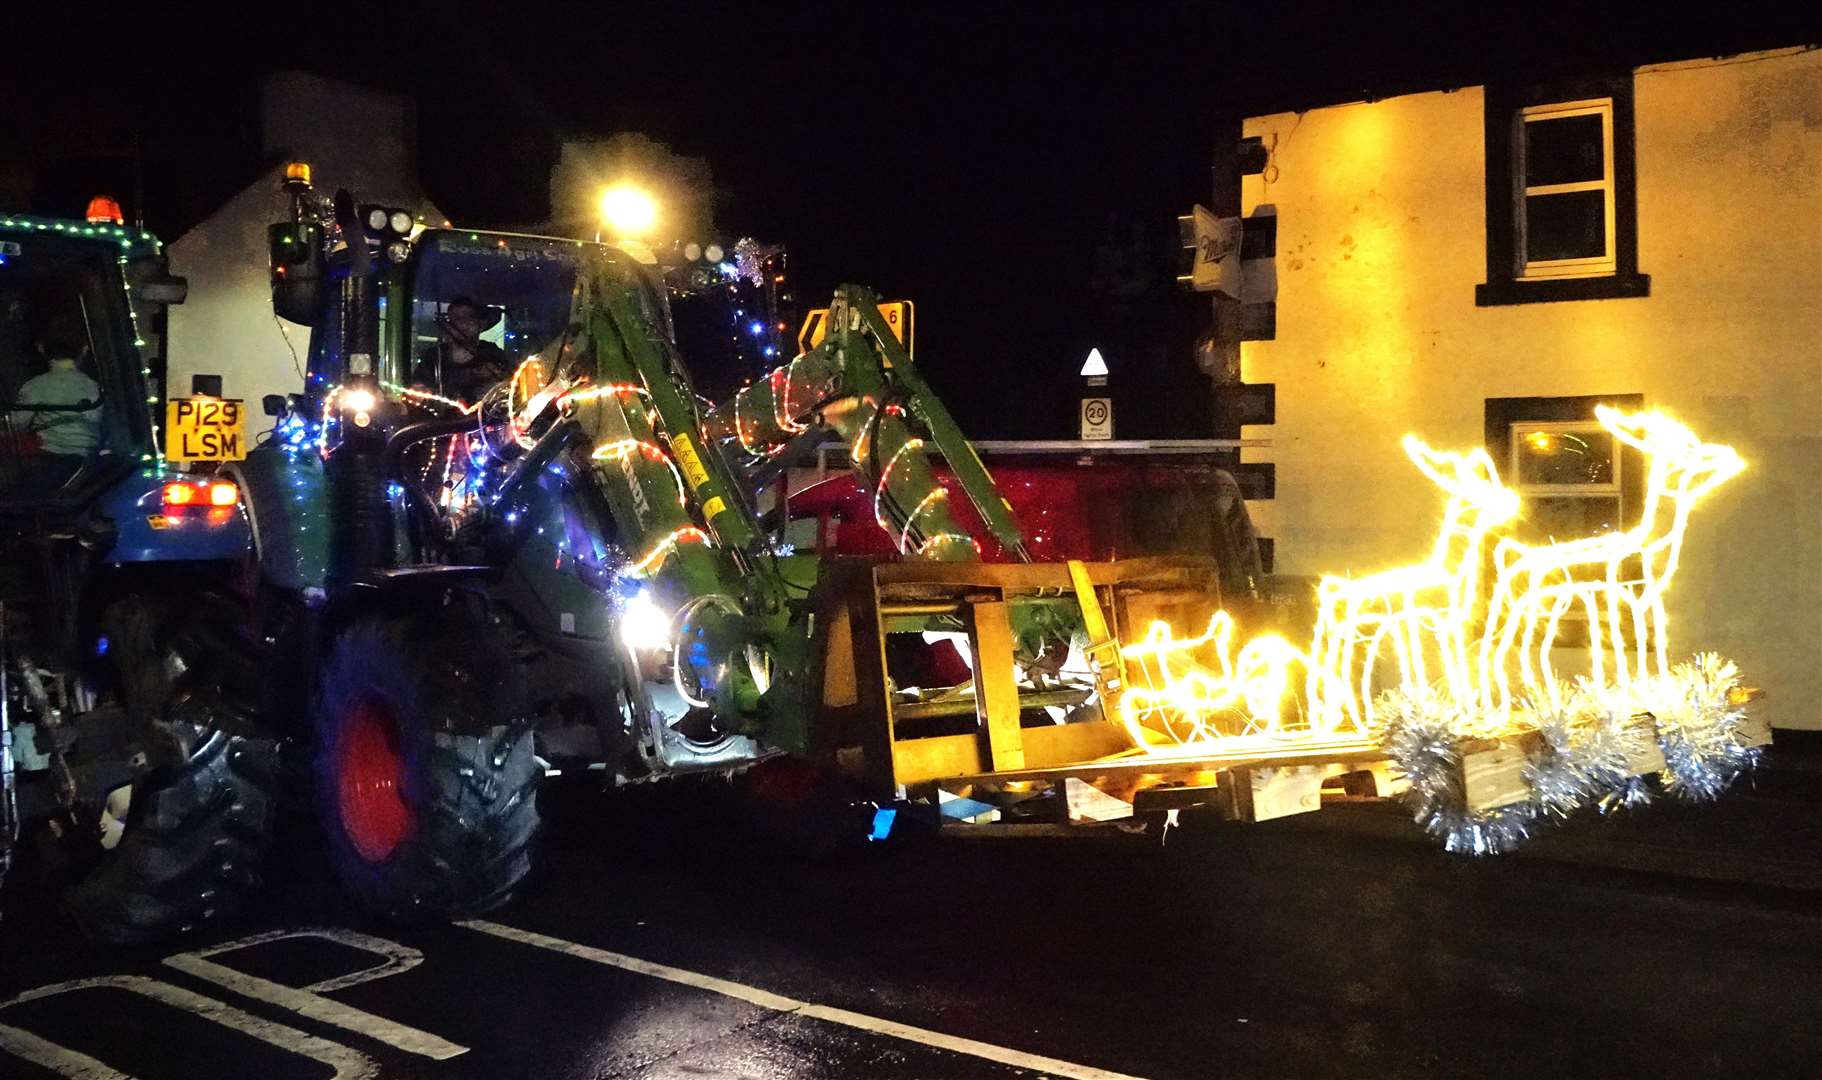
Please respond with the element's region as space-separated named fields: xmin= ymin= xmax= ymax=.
xmin=1522 ymin=686 xmax=1649 ymax=819
xmin=1640 ymin=653 xmax=1762 ymax=802
xmin=1377 ymin=655 xmax=1759 ymax=854
xmin=1377 ymin=689 xmax=1533 ymax=855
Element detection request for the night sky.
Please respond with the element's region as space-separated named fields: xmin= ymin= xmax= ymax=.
xmin=5 ymin=4 xmax=1811 ymax=437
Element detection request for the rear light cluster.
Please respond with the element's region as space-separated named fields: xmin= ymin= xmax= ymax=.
xmin=161 ymin=479 xmax=239 ymax=523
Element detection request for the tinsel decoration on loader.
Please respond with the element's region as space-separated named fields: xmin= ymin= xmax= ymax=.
xmin=235 ymin=164 xmax=1767 ymax=925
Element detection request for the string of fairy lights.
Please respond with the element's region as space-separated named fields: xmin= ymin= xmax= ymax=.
xmin=668 ymin=237 xmax=793 ymax=392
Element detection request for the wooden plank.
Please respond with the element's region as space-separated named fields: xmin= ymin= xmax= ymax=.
xmin=895 ymin=721 xmax=1136 ymax=785
xmin=1248 ymin=765 xmax=1325 ymax=821
xmin=893 ymin=733 xmax=984 ymax=784
xmin=1021 ymin=720 xmax=1136 ymax=768
xmin=839 ymin=561 xmax=898 ymax=796
xmin=1737 ymin=713 xmax=1773 ymax=749
xmin=1462 ymin=738 xmax=1532 ymax=813
xmin=874 ymin=556 xmax=1217 ymax=592
xmin=821 ymin=605 xmax=857 ymax=709
xmin=1622 ymin=713 xmax=1667 ymax=776
xmin=967 ymin=600 xmax=1026 ymax=772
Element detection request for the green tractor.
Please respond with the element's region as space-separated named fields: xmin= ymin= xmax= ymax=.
xmin=231 ymin=164 xmax=1252 ymax=921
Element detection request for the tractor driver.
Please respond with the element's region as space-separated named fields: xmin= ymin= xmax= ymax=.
xmin=410 ymin=296 xmax=510 ymax=405
xmin=8 ymin=339 xmax=101 ymax=495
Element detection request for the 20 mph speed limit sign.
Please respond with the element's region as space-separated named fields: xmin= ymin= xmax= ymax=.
xmin=1080 ymin=397 xmax=1113 ymax=440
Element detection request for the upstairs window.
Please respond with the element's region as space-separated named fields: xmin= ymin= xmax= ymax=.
xmin=1517 ymin=99 xmax=1615 ymax=278
xmin=1478 ymin=75 xmax=1649 ymax=306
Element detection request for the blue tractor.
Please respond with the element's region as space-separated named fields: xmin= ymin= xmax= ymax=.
xmin=0 ymin=207 xmax=275 ymax=943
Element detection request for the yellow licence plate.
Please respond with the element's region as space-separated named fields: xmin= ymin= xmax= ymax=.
xmin=165 ymin=397 xmax=248 ymax=461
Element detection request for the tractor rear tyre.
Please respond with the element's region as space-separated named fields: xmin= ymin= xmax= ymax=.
xmin=63 ymin=595 xmax=279 ymax=945
xmin=65 ymin=729 xmax=279 ymax=945
xmin=314 ymin=612 xmax=539 ymax=921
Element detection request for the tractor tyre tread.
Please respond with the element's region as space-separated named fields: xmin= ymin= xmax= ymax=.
xmin=65 ymin=731 xmax=279 ymax=946
xmin=314 ymin=613 xmax=539 ymax=923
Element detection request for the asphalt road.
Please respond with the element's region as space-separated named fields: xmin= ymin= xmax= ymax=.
xmin=2 ymin=778 xmax=1818 ymax=1080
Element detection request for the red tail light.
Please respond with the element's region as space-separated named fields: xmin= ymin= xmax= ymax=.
xmin=161 ymin=480 xmax=238 ymax=515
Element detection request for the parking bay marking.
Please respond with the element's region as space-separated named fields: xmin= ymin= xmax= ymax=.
xmin=460 ymin=918 xmax=1149 ymax=1080
xmin=164 ymin=928 xmax=468 ymax=1060
xmin=0 ymin=974 xmax=377 ymax=1080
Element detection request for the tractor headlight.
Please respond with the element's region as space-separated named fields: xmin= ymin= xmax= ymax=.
xmin=365 ymin=206 xmax=389 ymax=232
xmin=341 ymin=388 xmax=377 ymax=414
xmin=619 ymin=589 xmax=672 ymax=653
xmin=385 ymin=239 xmax=412 ymax=264
xmin=388 ymin=209 xmax=413 ymax=235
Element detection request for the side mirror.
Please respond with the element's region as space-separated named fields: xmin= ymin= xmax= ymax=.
xmin=134 ymin=275 xmax=188 ymax=305
xmin=262 ymin=394 xmax=287 ymax=417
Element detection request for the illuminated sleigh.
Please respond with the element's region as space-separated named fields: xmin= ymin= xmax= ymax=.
xmin=848 ymin=407 xmax=1766 ymax=847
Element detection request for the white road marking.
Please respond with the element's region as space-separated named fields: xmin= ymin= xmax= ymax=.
xmin=0 ymin=1022 xmax=129 ymax=1080
xmin=165 ymin=927 xmax=468 ymax=1060
xmin=460 ymin=919 xmax=1149 ymax=1080
xmin=0 ymin=975 xmax=377 ymax=1079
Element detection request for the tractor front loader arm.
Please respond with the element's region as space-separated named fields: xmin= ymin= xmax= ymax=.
xmin=521 ymin=257 xmax=1053 ymax=755
xmin=701 ymin=284 xmax=1029 ymax=562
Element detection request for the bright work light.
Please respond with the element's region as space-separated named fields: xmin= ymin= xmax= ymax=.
xmin=599 ymin=184 xmax=658 ymax=239
xmin=619 ymin=588 xmax=672 ymax=652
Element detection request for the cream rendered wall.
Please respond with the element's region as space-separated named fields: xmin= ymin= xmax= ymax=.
xmin=166 ymin=163 xmax=312 ymax=408
xmin=1240 ymin=48 xmax=1822 ymax=729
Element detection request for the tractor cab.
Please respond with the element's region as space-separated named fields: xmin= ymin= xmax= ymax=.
xmin=0 ymin=208 xmax=245 ymax=626
xmin=0 ymin=209 xmax=176 ymax=515
xmin=401 ymin=230 xmax=594 ymax=402
xmin=266 ymin=172 xmax=641 ymax=425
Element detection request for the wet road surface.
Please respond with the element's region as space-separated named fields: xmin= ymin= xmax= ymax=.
xmin=2 ymin=777 xmax=1818 ymax=1079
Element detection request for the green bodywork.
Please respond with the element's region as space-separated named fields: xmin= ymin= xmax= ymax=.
xmin=262 ymin=210 xmax=1051 ymax=761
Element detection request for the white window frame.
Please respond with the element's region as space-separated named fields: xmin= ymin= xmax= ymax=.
xmin=1515 ymin=98 xmax=1617 ymax=280
xmin=1509 ymin=420 xmax=1622 ymax=498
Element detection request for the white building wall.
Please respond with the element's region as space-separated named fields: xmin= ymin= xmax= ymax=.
xmin=1240 ymin=48 xmax=1822 ymax=729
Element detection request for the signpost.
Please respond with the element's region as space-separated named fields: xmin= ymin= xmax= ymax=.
xmin=1079 ymin=348 xmax=1112 ymax=440
xmin=798 ymin=301 xmax=914 ymax=356
xmin=1079 ymin=397 xmax=1113 ymax=441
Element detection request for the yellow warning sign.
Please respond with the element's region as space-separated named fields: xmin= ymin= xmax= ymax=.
xmin=671 ymin=433 xmax=711 ymax=492
xmin=164 ymin=397 xmax=247 ymax=461
xmin=797 ymin=301 xmax=914 ymax=356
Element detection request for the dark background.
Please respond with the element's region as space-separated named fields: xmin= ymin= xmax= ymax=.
xmin=3 ymin=3 xmax=1812 ymax=436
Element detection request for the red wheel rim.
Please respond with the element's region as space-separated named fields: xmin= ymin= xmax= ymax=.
xmin=338 ymin=698 xmax=410 ymax=863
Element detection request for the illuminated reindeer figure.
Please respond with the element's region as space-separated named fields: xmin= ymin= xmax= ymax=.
xmin=1308 ymin=439 xmax=1521 ymax=732
xmin=1477 ymin=407 xmax=1744 ymax=717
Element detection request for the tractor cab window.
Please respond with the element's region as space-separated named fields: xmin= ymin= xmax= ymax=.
xmin=405 ymin=232 xmax=584 ymax=405
xmin=0 ymin=241 xmax=134 ymax=494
